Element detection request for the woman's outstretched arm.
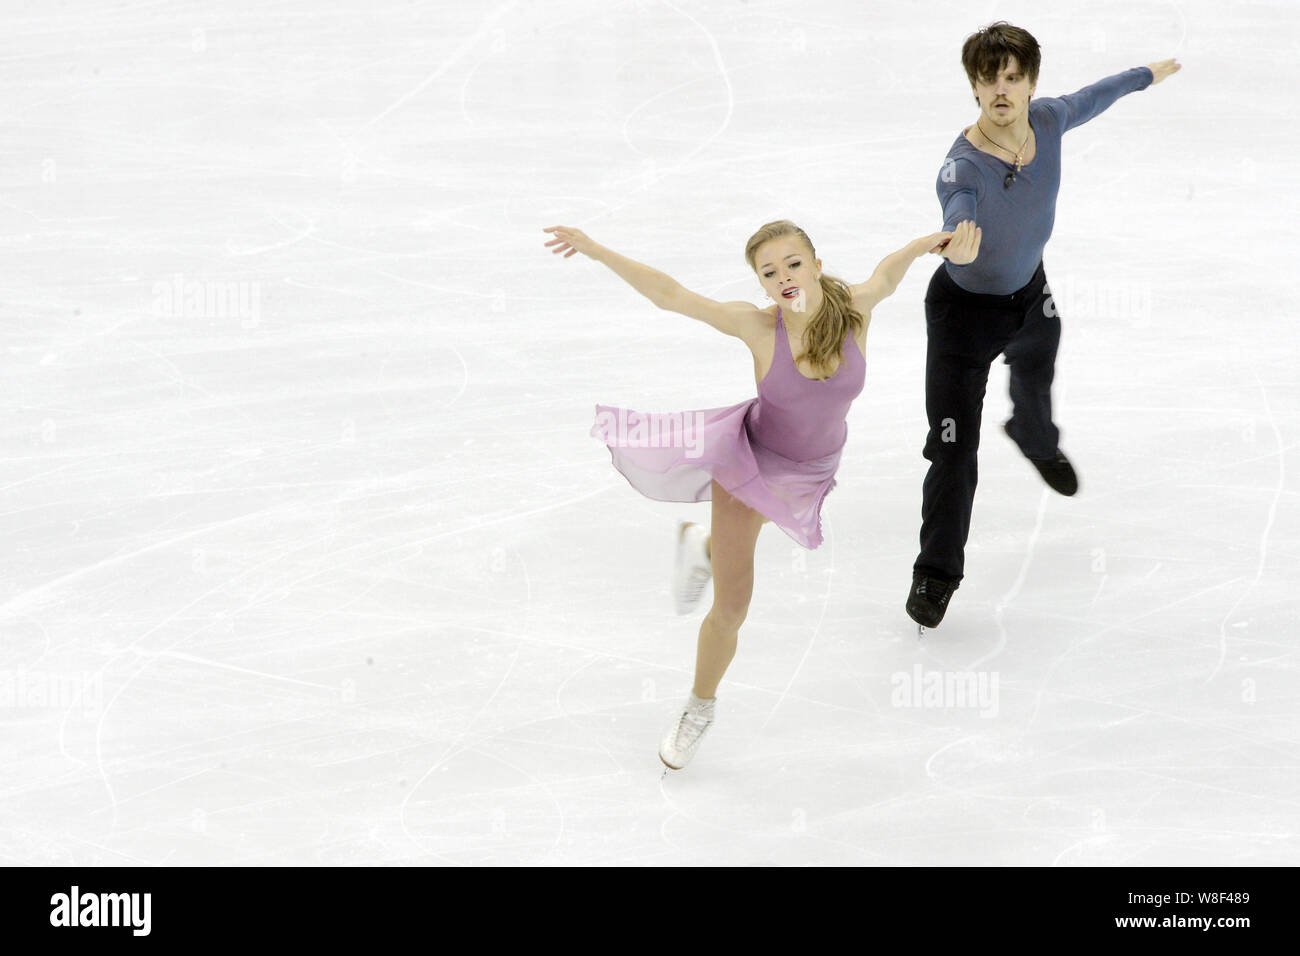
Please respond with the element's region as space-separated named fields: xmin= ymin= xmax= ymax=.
xmin=544 ymin=225 xmax=761 ymax=339
xmin=848 ymin=224 xmax=974 ymax=314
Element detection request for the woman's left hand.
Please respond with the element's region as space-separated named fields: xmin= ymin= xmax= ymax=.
xmin=922 ymin=231 xmax=954 ymax=255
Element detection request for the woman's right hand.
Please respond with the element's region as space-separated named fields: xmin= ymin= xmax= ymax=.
xmin=543 ymin=225 xmax=599 ymax=259
xmin=942 ymin=219 xmax=982 ymax=265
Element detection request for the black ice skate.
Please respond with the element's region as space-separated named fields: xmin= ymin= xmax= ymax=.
xmin=1004 ymin=422 xmax=1079 ymax=496
xmin=906 ymin=572 xmax=958 ymax=630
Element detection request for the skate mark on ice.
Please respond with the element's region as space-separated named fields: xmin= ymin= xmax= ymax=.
xmin=1208 ymin=371 xmax=1284 ymax=682
xmin=760 ymin=521 xmax=834 ymax=732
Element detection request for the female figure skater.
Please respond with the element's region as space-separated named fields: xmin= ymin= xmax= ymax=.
xmin=543 ymin=219 xmax=975 ymax=770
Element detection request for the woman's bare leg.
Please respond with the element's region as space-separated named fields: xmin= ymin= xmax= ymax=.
xmin=691 ymin=480 xmax=766 ymax=699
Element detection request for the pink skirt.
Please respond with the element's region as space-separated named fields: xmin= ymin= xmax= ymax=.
xmin=591 ymin=402 xmax=841 ymax=549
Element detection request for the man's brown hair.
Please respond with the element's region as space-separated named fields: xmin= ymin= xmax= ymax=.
xmin=961 ymin=21 xmax=1041 ymax=88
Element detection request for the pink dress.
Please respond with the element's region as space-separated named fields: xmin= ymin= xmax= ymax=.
xmin=591 ymin=306 xmax=865 ymax=549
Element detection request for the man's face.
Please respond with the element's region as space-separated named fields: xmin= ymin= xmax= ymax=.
xmin=972 ymin=56 xmax=1037 ymax=126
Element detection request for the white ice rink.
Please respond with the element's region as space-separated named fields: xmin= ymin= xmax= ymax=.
xmin=2 ymin=0 xmax=1297 ymax=866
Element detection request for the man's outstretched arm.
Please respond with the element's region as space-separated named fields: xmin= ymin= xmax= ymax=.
xmin=1057 ymin=58 xmax=1181 ymax=132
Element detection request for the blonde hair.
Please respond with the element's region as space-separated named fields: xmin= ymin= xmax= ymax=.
xmin=744 ymin=220 xmax=863 ymax=379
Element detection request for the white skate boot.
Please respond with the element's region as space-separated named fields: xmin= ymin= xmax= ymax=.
xmin=672 ymin=521 xmax=712 ymax=615
xmin=659 ymin=693 xmax=716 ymax=770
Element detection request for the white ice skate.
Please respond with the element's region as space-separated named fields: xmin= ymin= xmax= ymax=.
xmin=659 ymin=694 xmax=716 ymax=770
xmin=672 ymin=521 xmax=712 ymax=615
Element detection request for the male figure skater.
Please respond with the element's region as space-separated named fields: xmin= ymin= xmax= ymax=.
xmin=908 ymin=22 xmax=1181 ymax=628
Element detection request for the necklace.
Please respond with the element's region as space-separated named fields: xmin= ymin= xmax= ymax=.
xmin=975 ymin=118 xmax=1032 ymax=171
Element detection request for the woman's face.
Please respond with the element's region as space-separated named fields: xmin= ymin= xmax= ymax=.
xmin=754 ymin=237 xmax=820 ymax=315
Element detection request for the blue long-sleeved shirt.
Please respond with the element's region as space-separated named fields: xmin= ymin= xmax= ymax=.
xmin=938 ymin=66 xmax=1153 ymax=294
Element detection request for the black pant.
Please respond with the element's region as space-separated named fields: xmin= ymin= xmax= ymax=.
xmin=914 ymin=261 xmax=1060 ymax=584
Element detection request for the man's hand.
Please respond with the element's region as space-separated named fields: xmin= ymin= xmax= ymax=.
xmin=942 ymin=220 xmax=981 ymax=265
xmin=1147 ymin=58 xmax=1181 ymax=84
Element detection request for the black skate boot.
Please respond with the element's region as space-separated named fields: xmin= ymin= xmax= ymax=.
xmin=1004 ymin=422 xmax=1078 ymax=496
xmin=906 ymin=572 xmax=958 ymax=629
